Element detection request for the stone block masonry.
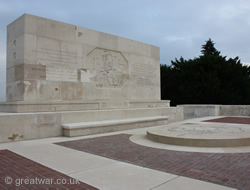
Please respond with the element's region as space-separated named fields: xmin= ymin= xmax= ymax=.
xmin=6 ymin=14 xmax=161 ymax=102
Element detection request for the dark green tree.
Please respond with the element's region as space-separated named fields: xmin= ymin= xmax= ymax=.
xmin=161 ymin=39 xmax=250 ymax=106
xmin=201 ymin=38 xmax=220 ymax=56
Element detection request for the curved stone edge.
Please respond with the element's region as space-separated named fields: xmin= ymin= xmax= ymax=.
xmin=147 ymin=130 xmax=250 ymax=147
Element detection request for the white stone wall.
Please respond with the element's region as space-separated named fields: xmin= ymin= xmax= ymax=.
xmin=6 ymin=14 xmax=161 ymax=102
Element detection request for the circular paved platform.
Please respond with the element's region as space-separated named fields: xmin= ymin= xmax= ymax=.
xmin=147 ymin=123 xmax=250 ymax=147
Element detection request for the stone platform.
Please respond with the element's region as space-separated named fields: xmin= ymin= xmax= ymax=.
xmin=147 ymin=117 xmax=250 ymax=147
xmin=0 ymin=106 xmax=183 ymax=143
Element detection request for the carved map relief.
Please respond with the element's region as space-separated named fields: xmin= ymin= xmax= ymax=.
xmin=87 ymin=48 xmax=128 ymax=88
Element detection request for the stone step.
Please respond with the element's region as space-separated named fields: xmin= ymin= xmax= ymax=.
xmin=63 ymin=116 xmax=168 ymax=137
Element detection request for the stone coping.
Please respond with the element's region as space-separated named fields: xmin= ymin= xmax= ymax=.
xmin=63 ymin=116 xmax=168 ymax=137
xmin=63 ymin=116 xmax=169 ymax=129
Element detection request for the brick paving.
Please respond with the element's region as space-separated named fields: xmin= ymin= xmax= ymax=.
xmin=56 ymin=134 xmax=250 ymax=190
xmin=203 ymin=116 xmax=250 ymax=124
xmin=0 ymin=149 xmax=98 ymax=190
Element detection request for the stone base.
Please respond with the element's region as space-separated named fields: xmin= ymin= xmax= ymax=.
xmin=0 ymin=100 xmax=170 ymax=113
xmin=0 ymin=106 xmax=183 ymax=143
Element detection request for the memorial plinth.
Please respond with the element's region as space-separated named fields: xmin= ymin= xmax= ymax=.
xmin=0 ymin=14 xmax=183 ymax=143
xmin=147 ymin=122 xmax=250 ymax=147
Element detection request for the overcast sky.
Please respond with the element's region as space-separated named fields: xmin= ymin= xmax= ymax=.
xmin=0 ymin=0 xmax=250 ymax=101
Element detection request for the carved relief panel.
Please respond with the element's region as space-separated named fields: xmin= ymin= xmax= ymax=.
xmin=86 ymin=48 xmax=128 ymax=88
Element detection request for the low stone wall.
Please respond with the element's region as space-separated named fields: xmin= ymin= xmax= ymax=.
xmin=219 ymin=105 xmax=250 ymax=116
xmin=177 ymin=105 xmax=250 ymax=120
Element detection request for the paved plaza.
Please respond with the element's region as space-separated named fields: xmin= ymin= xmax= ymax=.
xmin=0 ymin=116 xmax=250 ymax=190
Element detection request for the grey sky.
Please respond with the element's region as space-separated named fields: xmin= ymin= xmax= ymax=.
xmin=1 ymin=0 xmax=250 ymax=101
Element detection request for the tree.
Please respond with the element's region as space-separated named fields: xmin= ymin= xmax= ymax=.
xmin=201 ymin=38 xmax=220 ymax=56
xmin=161 ymin=39 xmax=250 ymax=106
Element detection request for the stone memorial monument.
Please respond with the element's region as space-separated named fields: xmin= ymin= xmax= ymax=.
xmin=0 ymin=14 xmax=183 ymax=142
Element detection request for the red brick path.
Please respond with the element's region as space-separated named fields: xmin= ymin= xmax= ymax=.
xmin=203 ymin=117 xmax=250 ymax=124
xmin=56 ymin=134 xmax=250 ymax=190
xmin=0 ymin=149 xmax=98 ymax=190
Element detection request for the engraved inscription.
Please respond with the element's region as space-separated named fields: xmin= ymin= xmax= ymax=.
xmin=26 ymin=103 xmax=99 ymax=112
xmin=87 ymin=48 xmax=128 ymax=88
xmin=100 ymin=102 xmax=128 ymax=109
xmin=26 ymin=64 xmax=46 ymax=80
xmin=36 ymin=48 xmax=79 ymax=65
xmin=132 ymin=63 xmax=156 ymax=86
xmin=136 ymin=76 xmax=152 ymax=86
xmin=46 ymin=66 xmax=77 ymax=82
xmin=131 ymin=63 xmax=156 ymax=77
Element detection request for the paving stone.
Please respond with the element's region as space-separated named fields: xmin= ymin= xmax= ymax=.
xmin=0 ymin=149 xmax=98 ymax=189
xmin=56 ymin=134 xmax=250 ymax=190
